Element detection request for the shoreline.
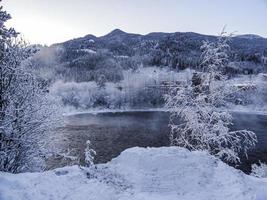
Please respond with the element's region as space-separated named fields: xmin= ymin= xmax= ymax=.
xmin=64 ymin=106 xmax=267 ymax=116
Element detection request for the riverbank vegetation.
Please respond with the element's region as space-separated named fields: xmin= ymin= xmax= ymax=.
xmin=0 ymin=5 xmax=61 ymax=173
xmin=165 ymin=30 xmax=257 ymax=164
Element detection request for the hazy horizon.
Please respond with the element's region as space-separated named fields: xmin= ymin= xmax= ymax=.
xmin=2 ymin=0 xmax=267 ymax=45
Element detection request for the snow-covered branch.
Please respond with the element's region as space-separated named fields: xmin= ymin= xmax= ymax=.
xmin=165 ymin=30 xmax=257 ymax=163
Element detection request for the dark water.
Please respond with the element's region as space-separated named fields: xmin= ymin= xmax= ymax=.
xmin=231 ymin=113 xmax=267 ymax=173
xmin=49 ymin=111 xmax=267 ymax=174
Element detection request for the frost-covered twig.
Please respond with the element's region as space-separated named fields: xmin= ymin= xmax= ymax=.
xmin=165 ymin=29 xmax=257 ymax=163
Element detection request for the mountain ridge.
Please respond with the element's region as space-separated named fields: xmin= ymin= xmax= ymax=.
xmin=46 ymin=29 xmax=267 ymax=79
xmin=52 ymin=29 xmax=266 ymax=47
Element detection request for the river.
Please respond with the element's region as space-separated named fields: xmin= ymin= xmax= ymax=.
xmin=47 ymin=111 xmax=267 ymax=174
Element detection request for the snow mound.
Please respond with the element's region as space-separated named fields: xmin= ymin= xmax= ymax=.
xmin=0 ymin=147 xmax=267 ymax=200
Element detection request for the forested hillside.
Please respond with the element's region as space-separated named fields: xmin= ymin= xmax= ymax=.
xmin=26 ymin=29 xmax=267 ymax=110
xmin=29 ymin=29 xmax=267 ymax=83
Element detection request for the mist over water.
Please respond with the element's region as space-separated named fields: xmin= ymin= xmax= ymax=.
xmin=48 ymin=111 xmax=267 ymax=174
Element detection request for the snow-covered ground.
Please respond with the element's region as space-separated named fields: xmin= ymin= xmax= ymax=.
xmin=63 ymin=107 xmax=167 ymax=116
xmin=229 ymin=105 xmax=267 ymax=115
xmin=64 ymin=106 xmax=267 ymax=117
xmin=1 ymin=147 xmax=267 ymax=200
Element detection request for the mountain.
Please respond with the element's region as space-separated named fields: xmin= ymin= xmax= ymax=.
xmin=56 ymin=29 xmax=267 ymax=55
xmin=235 ymin=34 xmax=264 ymax=40
xmin=42 ymin=29 xmax=267 ymax=83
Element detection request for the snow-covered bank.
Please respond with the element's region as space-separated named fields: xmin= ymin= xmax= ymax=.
xmin=1 ymin=147 xmax=267 ymax=200
xmin=229 ymin=105 xmax=267 ymax=116
xmin=63 ymin=107 xmax=167 ymax=116
xmin=64 ymin=106 xmax=267 ymax=117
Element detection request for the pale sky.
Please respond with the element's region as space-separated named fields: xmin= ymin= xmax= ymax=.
xmin=2 ymin=0 xmax=267 ymax=45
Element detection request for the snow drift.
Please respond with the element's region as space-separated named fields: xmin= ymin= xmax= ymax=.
xmin=0 ymin=147 xmax=267 ymax=200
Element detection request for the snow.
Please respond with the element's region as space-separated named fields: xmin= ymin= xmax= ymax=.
xmin=63 ymin=107 xmax=267 ymax=117
xmin=115 ymin=55 xmax=130 ymax=58
xmin=228 ymin=105 xmax=267 ymax=116
xmin=76 ymin=49 xmax=97 ymax=54
xmin=63 ymin=107 xmax=167 ymax=116
xmin=1 ymin=147 xmax=267 ymax=200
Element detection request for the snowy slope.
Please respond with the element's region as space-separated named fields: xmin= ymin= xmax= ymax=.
xmin=0 ymin=147 xmax=267 ymax=200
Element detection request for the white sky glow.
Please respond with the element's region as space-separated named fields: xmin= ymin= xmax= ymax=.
xmin=2 ymin=0 xmax=267 ymax=45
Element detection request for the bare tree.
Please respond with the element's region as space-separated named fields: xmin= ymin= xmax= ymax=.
xmin=165 ymin=29 xmax=257 ymax=163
